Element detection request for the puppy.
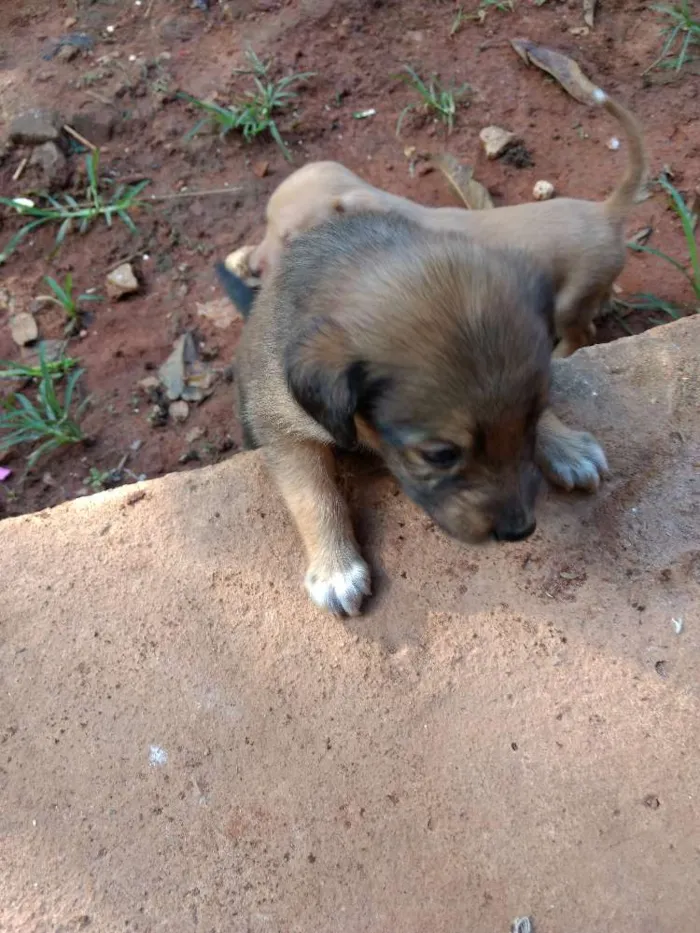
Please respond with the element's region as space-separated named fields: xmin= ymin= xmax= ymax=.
xmin=217 ymin=211 xmax=608 ymax=616
xmin=248 ymin=89 xmax=646 ymax=358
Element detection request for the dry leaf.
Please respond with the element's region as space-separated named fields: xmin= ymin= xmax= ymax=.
xmin=511 ymin=38 xmax=600 ymax=105
xmin=583 ymin=0 xmax=596 ymax=28
xmin=434 ymin=153 xmax=494 ymax=210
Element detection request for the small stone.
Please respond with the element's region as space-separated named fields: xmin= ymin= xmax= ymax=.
xmin=69 ymin=109 xmax=118 ymax=145
xmin=196 ymin=297 xmax=238 ymax=330
xmin=42 ymin=472 xmax=56 ymax=488
xmin=252 ymin=160 xmax=269 ymax=178
xmin=479 ymin=125 xmax=517 ymax=159
xmin=169 ymin=400 xmax=189 ymax=422
xmin=130 ymin=439 xmax=143 ymax=452
xmin=533 ymin=180 xmax=555 ymax=201
xmin=185 ymin=426 xmax=205 ymax=444
xmin=64 ymin=15 xmax=77 ymax=28
xmin=10 ymin=312 xmax=38 ymax=346
xmin=416 ymin=162 xmax=434 ymax=177
xmin=56 ymin=44 xmax=80 ymax=63
xmin=106 ymin=263 xmax=139 ymax=299
xmin=28 ymin=141 xmax=69 ymax=191
xmin=9 ymin=108 xmax=63 ymax=146
xmin=607 ymin=136 xmax=620 ymax=151
xmin=0 ymin=287 xmax=15 ymax=314
xmin=158 ymin=334 xmax=191 ymax=401
xmin=137 ymin=376 xmax=161 ymax=397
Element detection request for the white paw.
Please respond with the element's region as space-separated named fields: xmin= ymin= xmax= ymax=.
xmin=305 ymin=555 xmax=372 ymax=616
xmin=542 ymin=430 xmax=609 ymax=492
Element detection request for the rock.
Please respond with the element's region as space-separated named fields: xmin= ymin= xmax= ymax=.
xmin=168 ymin=400 xmax=190 ymax=423
xmin=28 ymin=142 xmax=70 ymax=191
xmin=180 ymin=361 xmax=216 ymax=403
xmin=69 ymin=109 xmax=118 ymax=146
xmin=532 ymin=180 xmax=555 ymax=201
xmin=185 ymin=426 xmax=205 ymax=445
xmin=158 ymin=334 xmax=190 ymax=401
xmin=9 ymin=108 xmax=63 ymax=146
xmin=196 ymin=297 xmax=238 ymax=330
xmin=479 ymin=125 xmax=516 ymax=159
xmin=0 ymin=286 xmax=15 ymax=314
xmin=252 ymin=160 xmax=269 ymax=178
xmin=10 ymin=313 xmax=38 ymax=347
xmin=56 ymin=44 xmax=80 ymax=63
xmin=106 ymin=263 xmax=139 ymax=300
xmin=137 ymin=376 xmax=161 ymax=399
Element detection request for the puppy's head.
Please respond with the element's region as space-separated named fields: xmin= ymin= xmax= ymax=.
xmin=248 ymin=162 xmax=381 ymax=277
xmin=286 ymin=220 xmax=554 ymax=543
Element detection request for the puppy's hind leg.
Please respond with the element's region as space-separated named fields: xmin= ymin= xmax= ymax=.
xmin=266 ymin=441 xmax=371 ymax=616
xmin=552 ymin=283 xmax=607 ymax=359
xmin=536 ymin=409 xmax=609 ymax=492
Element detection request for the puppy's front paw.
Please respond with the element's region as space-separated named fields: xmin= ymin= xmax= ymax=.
xmin=538 ymin=428 xmax=609 ymax=492
xmin=305 ymin=553 xmax=372 ymax=616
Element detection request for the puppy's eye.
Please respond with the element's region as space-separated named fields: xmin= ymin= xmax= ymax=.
xmin=419 ymin=442 xmax=462 ymax=468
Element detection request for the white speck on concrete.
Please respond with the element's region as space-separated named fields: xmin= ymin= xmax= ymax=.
xmin=672 ymin=617 xmax=684 ymax=635
xmin=149 ymin=745 xmax=168 ymax=767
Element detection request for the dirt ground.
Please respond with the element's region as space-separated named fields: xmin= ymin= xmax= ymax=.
xmin=1 ymin=0 xmax=699 ymax=519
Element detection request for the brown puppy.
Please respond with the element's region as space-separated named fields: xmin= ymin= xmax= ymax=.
xmin=220 ymin=211 xmax=608 ymax=616
xmin=248 ymin=89 xmax=645 ymax=358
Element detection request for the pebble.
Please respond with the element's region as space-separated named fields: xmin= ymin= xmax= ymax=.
xmin=9 ymin=108 xmax=63 ymax=146
xmin=185 ymin=426 xmax=205 ymax=445
xmin=106 ymin=263 xmax=139 ymax=299
xmin=28 ymin=141 xmax=69 ymax=191
xmin=196 ymin=297 xmax=238 ymax=330
xmin=533 ymin=180 xmax=555 ymax=201
xmin=137 ymin=375 xmax=161 ymax=396
xmin=10 ymin=312 xmax=38 ymax=346
xmin=169 ymin=400 xmax=190 ymax=423
xmin=479 ymin=125 xmax=516 ymax=159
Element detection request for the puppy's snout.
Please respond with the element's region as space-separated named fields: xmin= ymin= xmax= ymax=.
xmin=493 ymin=515 xmax=536 ymax=542
xmin=492 ymin=492 xmax=537 ymax=542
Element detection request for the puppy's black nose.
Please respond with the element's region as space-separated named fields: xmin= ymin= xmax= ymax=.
xmin=493 ymin=520 xmax=536 ymax=543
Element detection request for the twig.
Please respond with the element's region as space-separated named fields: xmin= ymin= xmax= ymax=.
xmin=63 ymin=124 xmax=97 ymax=151
xmin=147 ymin=186 xmax=243 ymax=202
xmin=12 ymin=156 xmax=28 ymax=182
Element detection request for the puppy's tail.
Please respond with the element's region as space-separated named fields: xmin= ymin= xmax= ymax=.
xmin=593 ymin=88 xmax=647 ymax=223
xmin=214 ymin=261 xmax=256 ymax=320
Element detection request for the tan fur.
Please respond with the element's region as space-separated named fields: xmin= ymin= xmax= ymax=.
xmin=248 ymin=93 xmax=646 ymax=359
xmin=236 ymin=211 xmax=608 ymax=616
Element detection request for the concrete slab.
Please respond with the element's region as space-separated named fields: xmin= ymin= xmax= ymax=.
xmin=2 ymin=319 xmax=699 ymax=933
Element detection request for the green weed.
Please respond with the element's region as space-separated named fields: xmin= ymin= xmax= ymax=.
xmin=0 ymin=345 xmax=89 ymax=470
xmin=0 ymin=150 xmax=149 ymax=265
xmin=42 ymin=274 xmax=102 ymax=335
xmin=180 ymin=56 xmax=314 ymax=161
xmin=645 ymin=1 xmax=700 ymax=73
xmin=395 ymin=65 xmax=470 ymax=135
xmin=628 ymin=173 xmax=700 ymax=307
xmin=0 ymin=353 xmax=78 ymax=382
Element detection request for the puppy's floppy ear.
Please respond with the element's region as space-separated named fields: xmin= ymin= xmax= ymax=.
xmin=285 ymin=316 xmax=366 ymax=449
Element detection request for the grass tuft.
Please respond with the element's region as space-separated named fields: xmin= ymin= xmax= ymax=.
xmin=394 ymin=65 xmax=470 ymax=135
xmin=0 ymin=345 xmax=89 ymax=470
xmin=180 ymin=52 xmax=314 ymax=161
xmin=41 ymin=274 xmax=102 ymax=335
xmin=0 ymin=150 xmax=149 ymax=265
xmin=645 ymin=1 xmax=700 ymax=73
xmin=628 ymin=172 xmax=700 ymax=307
